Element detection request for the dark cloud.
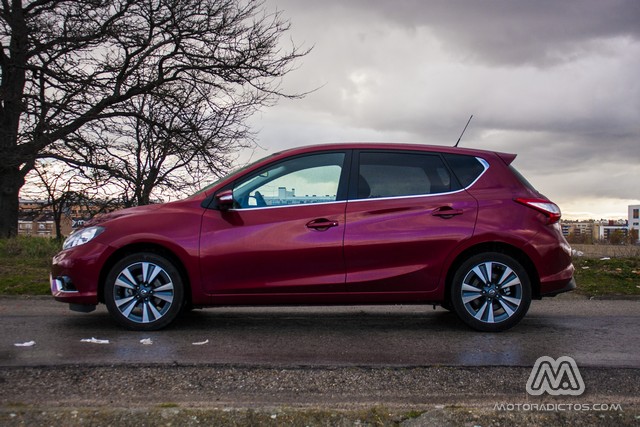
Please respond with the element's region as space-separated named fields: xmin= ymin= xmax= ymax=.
xmin=281 ymin=0 xmax=640 ymax=66
xmin=256 ymin=0 xmax=640 ymax=218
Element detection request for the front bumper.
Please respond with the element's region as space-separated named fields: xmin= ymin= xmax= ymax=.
xmin=50 ymin=242 xmax=111 ymax=305
xmin=539 ymin=276 xmax=577 ymax=297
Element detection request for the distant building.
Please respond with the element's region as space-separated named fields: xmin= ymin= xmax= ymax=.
xmin=263 ymin=187 xmax=335 ymax=206
xmin=597 ymin=220 xmax=628 ymax=242
xmin=278 ymin=186 xmax=295 ymax=199
xmin=561 ymin=220 xmax=596 ymax=243
xmin=17 ymin=212 xmax=73 ymax=238
xmin=630 ymin=205 xmax=640 ymax=243
xmin=560 ymin=217 xmax=633 ymax=244
xmin=18 ymin=198 xmax=94 ymax=239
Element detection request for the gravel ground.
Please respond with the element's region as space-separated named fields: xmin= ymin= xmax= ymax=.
xmin=1 ymin=364 xmax=638 ymax=426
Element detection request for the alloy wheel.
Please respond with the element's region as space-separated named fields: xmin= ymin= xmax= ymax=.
xmin=112 ymin=261 xmax=175 ymax=324
xmin=460 ymin=261 xmax=523 ymax=324
xmin=451 ymin=252 xmax=531 ymax=332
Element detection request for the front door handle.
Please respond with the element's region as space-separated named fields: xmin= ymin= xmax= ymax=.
xmin=432 ymin=207 xmax=464 ymax=219
xmin=306 ymin=218 xmax=339 ymax=231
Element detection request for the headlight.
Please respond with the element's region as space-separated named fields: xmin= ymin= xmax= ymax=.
xmin=63 ymin=226 xmax=105 ymax=250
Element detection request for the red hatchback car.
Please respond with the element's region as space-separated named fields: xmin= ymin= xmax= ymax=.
xmin=51 ymin=143 xmax=575 ymax=332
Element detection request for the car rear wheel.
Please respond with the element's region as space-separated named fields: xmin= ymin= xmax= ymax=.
xmin=104 ymin=253 xmax=184 ymax=331
xmin=451 ymin=252 xmax=531 ymax=332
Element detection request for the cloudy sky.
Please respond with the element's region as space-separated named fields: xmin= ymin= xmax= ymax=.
xmin=247 ymin=0 xmax=640 ymax=220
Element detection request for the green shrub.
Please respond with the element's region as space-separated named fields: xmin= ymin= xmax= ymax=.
xmin=0 ymin=237 xmax=62 ymax=295
xmin=573 ymin=257 xmax=640 ymax=296
xmin=0 ymin=236 xmax=61 ymax=259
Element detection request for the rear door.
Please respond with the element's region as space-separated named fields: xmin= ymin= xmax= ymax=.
xmin=344 ymin=150 xmax=479 ymax=294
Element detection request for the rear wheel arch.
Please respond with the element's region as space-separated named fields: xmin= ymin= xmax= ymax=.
xmin=99 ymin=243 xmax=192 ymax=308
xmin=444 ymin=242 xmax=540 ymax=306
xmin=450 ymin=251 xmax=532 ymax=331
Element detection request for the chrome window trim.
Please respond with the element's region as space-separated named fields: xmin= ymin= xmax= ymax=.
xmin=349 ymin=156 xmax=489 ymax=203
xmin=465 ymin=157 xmax=490 ymax=188
xmin=229 ymin=156 xmax=489 ymax=209
xmin=346 ymin=188 xmax=467 ymax=204
xmin=228 ymin=200 xmax=346 ymax=212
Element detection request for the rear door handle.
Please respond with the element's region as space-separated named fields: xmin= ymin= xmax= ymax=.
xmin=432 ymin=207 xmax=464 ymax=219
xmin=306 ymin=218 xmax=339 ymax=230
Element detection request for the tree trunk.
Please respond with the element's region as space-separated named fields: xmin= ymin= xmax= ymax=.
xmin=0 ymin=4 xmax=29 ymax=238
xmin=54 ymin=215 xmax=63 ymax=241
xmin=0 ymin=167 xmax=22 ymax=238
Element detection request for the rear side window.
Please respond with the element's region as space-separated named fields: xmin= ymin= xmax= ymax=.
xmin=443 ymin=154 xmax=486 ymax=188
xmin=357 ymin=152 xmax=455 ymax=199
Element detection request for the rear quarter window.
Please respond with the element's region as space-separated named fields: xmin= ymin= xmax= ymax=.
xmin=443 ymin=154 xmax=486 ymax=188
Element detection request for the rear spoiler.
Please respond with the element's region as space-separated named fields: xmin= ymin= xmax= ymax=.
xmin=496 ymin=152 xmax=517 ymax=165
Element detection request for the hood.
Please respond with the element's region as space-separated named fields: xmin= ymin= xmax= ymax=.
xmin=85 ymin=203 xmax=165 ymax=227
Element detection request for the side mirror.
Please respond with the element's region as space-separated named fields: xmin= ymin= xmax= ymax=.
xmin=215 ymin=189 xmax=234 ymax=210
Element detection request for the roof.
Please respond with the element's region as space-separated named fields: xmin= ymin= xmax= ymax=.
xmin=270 ymin=142 xmax=517 ymax=165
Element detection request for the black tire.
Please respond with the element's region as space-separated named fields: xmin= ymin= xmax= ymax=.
xmin=440 ymin=301 xmax=453 ymax=312
xmin=451 ymin=252 xmax=531 ymax=332
xmin=104 ymin=252 xmax=184 ymax=331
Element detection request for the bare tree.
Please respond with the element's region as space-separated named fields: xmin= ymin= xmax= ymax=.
xmin=23 ymin=160 xmax=115 ymax=239
xmin=30 ymin=161 xmax=76 ymax=239
xmin=0 ymin=0 xmax=308 ymax=237
xmin=54 ymin=79 xmax=255 ymax=207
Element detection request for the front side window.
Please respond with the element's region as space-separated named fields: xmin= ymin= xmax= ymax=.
xmin=356 ymin=152 xmax=454 ymax=199
xmin=233 ymin=152 xmax=345 ymax=208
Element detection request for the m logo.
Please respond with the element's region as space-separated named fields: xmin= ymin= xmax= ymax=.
xmin=526 ymin=356 xmax=585 ymax=396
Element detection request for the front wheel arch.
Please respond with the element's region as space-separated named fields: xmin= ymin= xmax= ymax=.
xmin=104 ymin=252 xmax=185 ymax=330
xmin=99 ymin=243 xmax=192 ymax=308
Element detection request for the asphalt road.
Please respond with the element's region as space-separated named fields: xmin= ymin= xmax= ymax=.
xmin=1 ymin=295 xmax=639 ymax=426
xmin=1 ymin=295 xmax=639 ymax=369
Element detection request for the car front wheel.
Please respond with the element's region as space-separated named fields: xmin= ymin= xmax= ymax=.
xmin=451 ymin=252 xmax=531 ymax=332
xmin=104 ymin=253 xmax=184 ymax=331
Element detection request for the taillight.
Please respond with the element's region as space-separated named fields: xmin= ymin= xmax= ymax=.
xmin=515 ymin=198 xmax=562 ymax=224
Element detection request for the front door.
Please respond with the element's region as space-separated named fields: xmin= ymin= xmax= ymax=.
xmin=199 ymin=152 xmax=349 ymax=300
